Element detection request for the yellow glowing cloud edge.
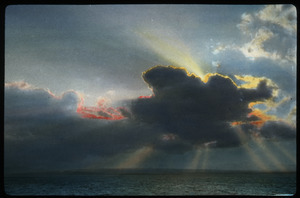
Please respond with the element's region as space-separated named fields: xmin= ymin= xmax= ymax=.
xmin=143 ymin=65 xmax=292 ymax=127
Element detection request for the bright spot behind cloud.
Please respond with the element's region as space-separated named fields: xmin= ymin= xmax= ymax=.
xmin=136 ymin=30 xmax=205 ymax=78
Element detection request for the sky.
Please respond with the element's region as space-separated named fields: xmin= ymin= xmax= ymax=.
xmin=4 ymin=4 xmax=296 ymax=173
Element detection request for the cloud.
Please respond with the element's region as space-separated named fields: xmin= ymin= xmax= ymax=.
xmin=236 ymin=13 xmax=254 ymax=36
xmin=130 ymin=66 xmax=275 ymax=149
xmin=234 ymin=74 xmax=278 ymax=90
xmin=287 ymin=105 xmax=296 ymax=126
xmin=239 ymin=5 xmax=296 ymax=64
xmin=239 ymin=28 xmax=280 ymax=61
xmin=259 ymin=121 xmax=296 ymax=140
xmin=4 ymin=67 xmax=296 ymax=172
xmin=256 ymin=5 xmax=296 ymax=33
xmin=4 ymin=81 xmax=79 ymax=120
xmin=4 ymin=82 xmax=160 ymax=172
xmin=210 ymin=5 xmax=296 ymax=125
xmin=214 ymin=5 xmax=296 ymax=65
xmin=212 ymin=44 xmax=232 ymax=55
xmin=237 ymin=5 xmax=296 ymax=37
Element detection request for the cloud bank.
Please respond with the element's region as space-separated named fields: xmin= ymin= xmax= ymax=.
xmin=4 ymin=82 xmax=157 ymax=172
xmin=4 ymin=67 xmax=296 ymax=172
xmin=130 ymin=66 xmax=294 ymax=149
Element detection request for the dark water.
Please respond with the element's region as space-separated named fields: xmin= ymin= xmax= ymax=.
xmin=4 ymin=171 xmax=296 ymax=196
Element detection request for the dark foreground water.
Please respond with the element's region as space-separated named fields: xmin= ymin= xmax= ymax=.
xmin=4 ymin=171 xmax=296 ymax=196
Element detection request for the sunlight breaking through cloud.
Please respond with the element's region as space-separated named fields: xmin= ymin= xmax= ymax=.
xmin=136 ymin=30 xmax=206 ymax=78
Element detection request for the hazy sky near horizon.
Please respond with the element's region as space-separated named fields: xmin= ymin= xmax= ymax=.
xmin=5 ymin=4 xmax=296 ymax=172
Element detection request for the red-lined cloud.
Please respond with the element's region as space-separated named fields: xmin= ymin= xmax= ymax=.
xmin=138 ymin=95 xmax=154 ymax=99
xmin=4 ymin=82 xmax=157 ymax=172
xmin=76 ymin=96 xmax=127 ymax=120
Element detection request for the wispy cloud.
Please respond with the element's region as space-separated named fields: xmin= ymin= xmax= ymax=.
xmin=239 ymin=28 xmax=280 ymax=61
xmin=213 ymin=5 xmax=296 ymax=65
xmin=256 ymin=5 xmax=296 ymax=34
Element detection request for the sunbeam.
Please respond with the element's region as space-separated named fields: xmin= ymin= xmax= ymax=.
xmin=114 ymin=146 xmax=154 ymax=169
xmin=271 ymin=141 xmax=296 ymax=164
xmin=200 ymin=147 xmax=210 ymax=170
xmin=254 ymin=138 xmax=288 ymax=172
xmin=136 ymin=30 xmax=206 ymax=78
xmin=234 ymin=126 xmax=269 ymax=172
xmin=187 ymin=148 xmax=203 ymax=170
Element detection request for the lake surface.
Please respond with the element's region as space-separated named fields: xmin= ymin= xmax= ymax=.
xmin=4 ymin=171 xmax=296 ymax=196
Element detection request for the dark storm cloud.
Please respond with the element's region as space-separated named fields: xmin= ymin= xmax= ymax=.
xmin=4 ymin=83 xmax=161 ymax=172
xmin=130 ymin=66 xmax=274 ymax=149
xmin=259 ymin=121 xmax=296 ymax=140
xmin=4 ymin=67 xmax=296 ymax=172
